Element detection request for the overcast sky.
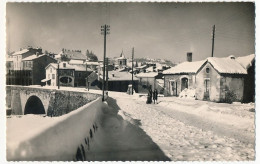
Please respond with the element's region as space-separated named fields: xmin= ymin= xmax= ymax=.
xmin=6 ymin=2 xmax=255 ymax=63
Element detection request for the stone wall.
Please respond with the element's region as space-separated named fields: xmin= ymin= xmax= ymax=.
xmin=6 ymin=86 xmax=101 ymax=116
xmin=47 ymin=90 xmax=101 ymax=117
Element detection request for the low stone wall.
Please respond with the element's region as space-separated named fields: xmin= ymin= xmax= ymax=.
xmin=46 ymin=90 xmax=101 ymax=117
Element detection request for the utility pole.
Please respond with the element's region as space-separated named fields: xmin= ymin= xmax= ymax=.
xmin=57 ymin=62 xmax=60 ymax=89
xmin=105 ymin=57 xmax=109 ymax=91
xmin=101 ymin=24 xmax=110 ymax=101
xmin=211 ymin=25 xmax=215 ymax=57
xmin=86 ymin=62 xmax=88 ymax=90
xmin=132 ymin=47 xmax=134 ymax=95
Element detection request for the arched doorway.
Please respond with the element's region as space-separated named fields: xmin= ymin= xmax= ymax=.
xmin=181 ymin=77 xmax=188 ymax=91
xmin=24 ymin=96 xmax=45 ymax=115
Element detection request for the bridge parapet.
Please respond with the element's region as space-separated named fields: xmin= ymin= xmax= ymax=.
xmin=6 ymin=85 xmax=101 ymax=116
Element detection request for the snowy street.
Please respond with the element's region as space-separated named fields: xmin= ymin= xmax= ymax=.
xmin=105 ymin=92 xmax=255 ymax=161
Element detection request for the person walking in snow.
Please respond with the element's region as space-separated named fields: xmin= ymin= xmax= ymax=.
xmin=146 ymin=88 xmax=153 ymax=104
xmin=153 ymin=89 xmax=158 ymax=104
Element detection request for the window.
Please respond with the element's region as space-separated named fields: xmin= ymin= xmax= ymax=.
xmin=50 ymin=68 xmax=52 ymax=73
xmin=206 ymin=67 xmax=210 ymax=73
xmin=52 ymin=74 xmax=55 ymax=79
xmin=48 ymin=74 xmax=50 ymax=79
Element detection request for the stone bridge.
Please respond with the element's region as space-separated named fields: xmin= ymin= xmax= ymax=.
xmin=6 ymin=86 xmax=101 ymax=116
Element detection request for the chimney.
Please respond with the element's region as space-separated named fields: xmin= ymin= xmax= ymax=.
xmin=187 ymin=52 xmax=192 ymax=62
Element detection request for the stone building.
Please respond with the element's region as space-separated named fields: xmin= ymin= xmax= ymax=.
xmin=44 ymin=62 xmax=92 ymax=87
xmin=163 ymin=53 xmax=255 ymax=102
xmin=163 ymin=59 xmax=206 ymax=96
xmin=6 ymin=49 xmax=56 ymax=85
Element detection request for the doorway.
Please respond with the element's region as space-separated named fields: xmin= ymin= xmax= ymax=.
xmin=181 ymin=78 xmax=188 ymax=91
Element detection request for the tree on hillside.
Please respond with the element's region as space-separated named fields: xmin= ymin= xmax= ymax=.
xmin=86 ymin=50 xmax=98 ymax=61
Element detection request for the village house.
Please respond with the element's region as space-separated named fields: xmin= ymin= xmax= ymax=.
xmin=85 ymin=61 xmax=100 ymax=72
xmin=44 ymin=62 xmax=92 ymax=87
xmin=163 ymin=53 xmax=255 ymax=102
xmin=55 ymin=49 xmax=87 ymax=62
xmin=136 ymin=72 xmax=160 ymax=91
xmin=6 ymin=48 xmax=56 ymax=85
xmin=163 ymin=58 xmax=206 ymax=96
xmin=98 ymin=70 xmax=138 ymax=92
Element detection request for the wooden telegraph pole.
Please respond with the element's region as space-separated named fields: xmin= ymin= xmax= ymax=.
xmin=106 ymin=57 xmax=109 ymax=91
xmin=211 ymin=25 xmax=215 ymax=57
xmin=132 ymin=47 xmax=134 ymax=95
xmin=58 ymin=62 xmax=60 ymax=89
xmin=101 ymin=24 xmax=110 ymax=101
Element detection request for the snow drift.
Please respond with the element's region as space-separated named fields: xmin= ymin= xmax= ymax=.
xmin=179 ymin=88 xmax=196 ymax=99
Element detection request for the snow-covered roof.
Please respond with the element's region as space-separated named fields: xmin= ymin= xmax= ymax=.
xmin=22 ymin=54 xmax=45 ymax=61
xmin=69 ymin=59 xmax=84 ymax=65
xmin=46 ymin=62 xmax=91 ymax=71
xmin=11 ymin=49 xmax=29 ymax=56
xmin=235 ymin=54 xmax=255 ymax=69
xmin=163 ymin=60 xmax=206 ymax=74
xmin=85 ymin=61 xmax=99 ymax=66
xmin=100 ymin=71 xmax=138 ymax=81
xmin=136 ymin=65 xmax=147 ymax=69
xmin=117 ymin=55 xmax=127 ymax=60
xmin=136 ymin=72 xmax=158 ymax=78
xmin=56 ymin=50 xmax=87 ymax=60
xmin=146 ymin=66 xmax=154 ymax=72
xmin=207 ymin=57 xmax=247 ymax=74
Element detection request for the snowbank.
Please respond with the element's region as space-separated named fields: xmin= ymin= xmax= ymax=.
xmin=179 ymin=88 xmax=196 ymax=99
xmin=7 ymin=97 xmax=106 ymax=161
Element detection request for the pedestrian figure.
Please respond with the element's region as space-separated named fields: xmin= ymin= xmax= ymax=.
xmin=146 ymin=88 xmax=153 ymax=104
xmin=153 ymin=89 xmax=158 ymax=104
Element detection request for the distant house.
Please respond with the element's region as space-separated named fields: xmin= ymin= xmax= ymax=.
xmin=136 ymin=72 xmax=159 ymax=90
xmin=8 ymin=47 xmax=43 ymax=70
xmin=44 ymin=62 xmax=92 ymax=87
xmin=55 ymin=49 xmax=87 ymax=62
xmin=6 ymin=50 xmax=56 ymax=85
xmin=85 ymin=61 xmax=100 ymax=71
xmin=99 ymin=71 xmax=138 ymax=92
xmin=135 ymin=65 xmax=148 ymax=73
xmin=163 ymin=53 xmax=255 ymax=102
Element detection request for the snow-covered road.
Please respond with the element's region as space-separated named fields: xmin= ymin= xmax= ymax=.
xmin=108 ymin=93 xmax=255 ymax=161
